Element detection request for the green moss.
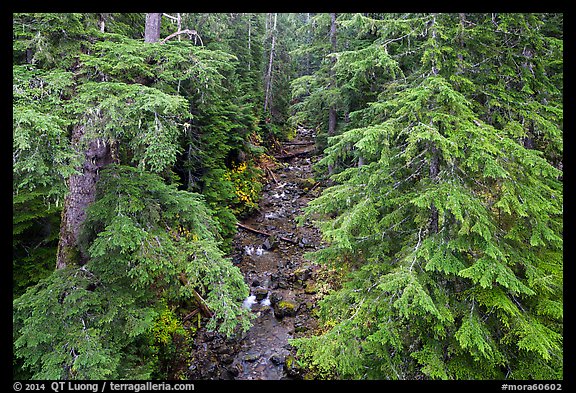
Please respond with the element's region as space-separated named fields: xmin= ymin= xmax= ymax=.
xmin=278 ymin=300 xmax=296 ymax=311
xmin=275 ymin=300 xmax=297 ymax=318
xmin=304 ymin=282 xmax=317 ymax=294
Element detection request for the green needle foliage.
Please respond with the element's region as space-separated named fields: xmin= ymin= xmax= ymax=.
xmin=13 ymin=12 xmax=562 ymax=381
xmin=13 ymin=167 xmax=253 ymax=379
xmin=13 ymin=13 xmax=260 ymax=379
xmin=291 ymin=13 xmax=562 ymax=380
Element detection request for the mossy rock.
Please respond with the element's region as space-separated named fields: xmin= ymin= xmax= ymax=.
xmin=273 ymin=300 xmax=297 ymax=319
xmin=300 ymin=177 xmax=317 ymax=188
xmin=304 ymin=282 xmax=317 ymax=294
xmin=284 ymin=355 xmax=303 ymax=378
xmin=292 ymin=265 xmax=312 ymax=281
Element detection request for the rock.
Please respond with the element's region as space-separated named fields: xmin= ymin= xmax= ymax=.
xmin=293 ymin=265 xmax=312 ymax=282
xmin=298 ymin=177 xmax=317 ymax=189
xmin=243 ymin=352 xmax=260 ymax=362
xmin=269 ymin=353 xmax=285 ymax=366
xmin=253 ymin=287 xmax=268 ymax=301
xmin=276 ymin=279 xmax=289 ymax=289
xmin=284 ymin=355 xmax=303 ymax=379
xmin=269 ymin=291 xmax=283 ymax=306
xmin=232 ymin=254 xmax=243 ymax=265
xmin=263 ymin=235 xmax=279 ymax=250
xmin=228 ymin=362 xmax=242 ymax=377
xmin=304 ymin=282 xmax=317 ymax=294
xmin=220 ymin=353 xmax=234 ymax=364
xmin=273 ymin=300 xmax=298 ymax=319
xmin=204 ymin=331 xmax=216 ymax=342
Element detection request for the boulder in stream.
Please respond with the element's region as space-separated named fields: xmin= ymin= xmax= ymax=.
xmin=269 ymin=291 xmax=283 ymax=306
xmin=273 ymin=300 xmax=298 ymax=319
xmin=253 ymin=287 xmax=268 ymax=301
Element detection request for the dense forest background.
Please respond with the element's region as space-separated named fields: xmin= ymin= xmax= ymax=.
xmin=13 ymin=12 xmax=562 ymax=380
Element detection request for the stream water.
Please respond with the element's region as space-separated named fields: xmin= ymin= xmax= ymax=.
xmin=228 ymin=126 xmax=323 ymax=380
xmin=187 ymin=127 xmax=324 ymax=380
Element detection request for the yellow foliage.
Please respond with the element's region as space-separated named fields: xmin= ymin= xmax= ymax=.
xmin=222 ymin=161 xmax=263 ymax=215
xmin=152 ymin=307 xmax=186 ymax=346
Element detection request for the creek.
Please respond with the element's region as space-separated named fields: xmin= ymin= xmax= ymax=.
xmin=187 ymin=127 xmax=324 ymax=380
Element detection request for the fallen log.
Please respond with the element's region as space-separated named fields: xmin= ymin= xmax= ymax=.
xmin=283 ymin=141 xmax=315 ymax=146
xmin=274 ymin=146 xmax=316 ymax=160
xmin=191 ymin=289 xmax=214 ymax=318
xmin=236 ymin=222 xmax=298 ymax=245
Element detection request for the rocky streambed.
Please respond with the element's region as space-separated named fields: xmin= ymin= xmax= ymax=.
xmin=187 ymin=127 xmax=325 ymax=380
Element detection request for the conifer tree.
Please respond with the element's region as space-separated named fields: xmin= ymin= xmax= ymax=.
xmin=13 ymin=13 xmax=252 ymax=379
xmin=291 ymin=12 xmax=562 ymax=380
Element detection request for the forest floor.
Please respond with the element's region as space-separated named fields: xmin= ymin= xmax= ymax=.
xmin=187 ymin=127 xmax=327 ymax=380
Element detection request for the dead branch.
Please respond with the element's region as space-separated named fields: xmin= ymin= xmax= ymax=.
xmin=178 ymin=273 xmax=214 ymax=317
xmin=236 ymin=222 xmax=298 ymax=245
xmin=306 ymin=181 xmax=321 ymax=194
xmin=160 ymin=29 xmax=203 ymax=46
xmin=162 ymin=13 xmax=178 ymax=21
xmin=266 ymin=167 xmax=278 ymax=184
xmin=283 ymin=141 xmax=315 ymax=146
xmin=182 ymin=308 xmax=200 ymax=322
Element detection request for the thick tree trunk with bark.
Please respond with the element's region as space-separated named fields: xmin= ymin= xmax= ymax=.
xmin=56 ymin=127 xmax=114 ymax=269
xmin=56 ymin=14 xmax=163 ymax=270
xmin=144 ymin=13 xmax=162 ymax=43
xmin=264 ymin=13 xmax=277 ymax=114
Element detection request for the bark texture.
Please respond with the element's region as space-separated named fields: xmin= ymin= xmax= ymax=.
xmin=264 ymin=13 xmax=277 ymax=113
xmin=56 ymin=126 xmax=113 ymax=269
xmin=144 ymin=13 xmax=162 ymax=43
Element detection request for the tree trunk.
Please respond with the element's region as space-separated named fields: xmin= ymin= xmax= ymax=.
xmin=264 ymin=13 xmax=277 ymax=114
xmin=56 ymin=15 xmax=160 ymax=270
xmin=144 ymin=13 xmax=162 ymax=43
xmin=99 ymin=13 xmax=109 ymax=33
xmin=56 ymin=127 xmax=113 ymax=269
xmin=328 ymin=12 xmax=337 ymax=138
xmin=247 ymin=14 xmax=251 ymax=71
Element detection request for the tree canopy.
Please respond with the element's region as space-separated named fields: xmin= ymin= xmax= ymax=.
xmin=290 ymin=13 xmax=562 ymax=380
xmin=13 ymin=12 xmax=562 ymax=381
